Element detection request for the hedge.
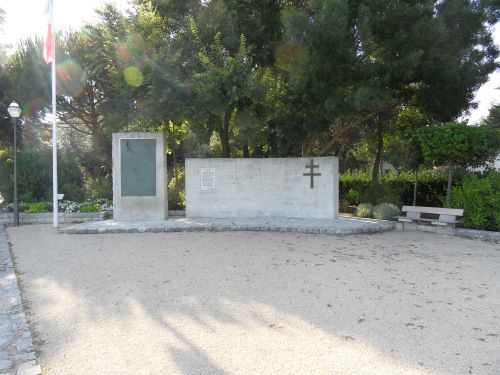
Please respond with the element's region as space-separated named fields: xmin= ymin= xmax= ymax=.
xmin=340 ymin=170 xmax=455 ymax=210
xmin=450 ymin=172 xmax=500 ymax=231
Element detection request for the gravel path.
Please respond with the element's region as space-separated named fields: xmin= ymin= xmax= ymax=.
xmin=6 ymin=225 xmax=500 ymax=375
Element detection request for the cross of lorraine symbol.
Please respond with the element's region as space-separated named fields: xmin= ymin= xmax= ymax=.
xmin=303 ymin=159 xmax=321 ymax=189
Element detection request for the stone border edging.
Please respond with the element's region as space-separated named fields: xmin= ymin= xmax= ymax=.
xmin=455 ymin=228 xmax=500 ymax=243
xmin=0 ymin=212 xmax=105 ymax=225
xmin=0 ymin=225 xmax=42 ymax=375
xmin=0 ymin=210 xmax=185 ymax=226
xmin=64 ymin=218 xmax=395 ymax=235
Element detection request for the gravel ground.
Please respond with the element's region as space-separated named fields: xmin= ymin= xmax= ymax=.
xmin=6 ymin=225 xmax=500 ymax=375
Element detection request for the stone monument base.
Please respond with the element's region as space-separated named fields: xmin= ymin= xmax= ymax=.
xmin=64 ymin=216 xmax=394 ymax=235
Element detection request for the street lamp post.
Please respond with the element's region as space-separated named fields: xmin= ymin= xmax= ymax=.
xmin=7 ymin=102 xmax=22 ymax=226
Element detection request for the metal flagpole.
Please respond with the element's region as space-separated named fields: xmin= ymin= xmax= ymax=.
xmin=51 ymin=2 xmax=58 ymax=228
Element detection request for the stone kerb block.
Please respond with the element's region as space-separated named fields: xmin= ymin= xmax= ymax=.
xmin=185 ymin=157 xmax=339 ymax=219
xmin=112 ymin=132 xmax=168 ymax=221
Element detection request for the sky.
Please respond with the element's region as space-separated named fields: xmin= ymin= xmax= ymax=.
xmin=0 ymin=0 xmax=498 ymax=124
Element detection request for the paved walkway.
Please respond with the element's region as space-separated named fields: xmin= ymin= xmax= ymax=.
xmin=64 ymin=216 xmax=395 ymax=234
xmin=0 ymin=225 xmax=41 ymax=375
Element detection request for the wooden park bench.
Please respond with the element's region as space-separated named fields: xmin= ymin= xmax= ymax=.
xmin=395 ymin=206 xmax=464 ymax=231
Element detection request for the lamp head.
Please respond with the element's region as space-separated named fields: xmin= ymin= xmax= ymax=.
xmin=7 ymin=102 xmax=22 ymax=119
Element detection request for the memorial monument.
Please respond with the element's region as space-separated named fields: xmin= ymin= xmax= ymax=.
xmin=112 ymin=132 xmax=168 ymax=221
xmin=185 ymin=157 xmax=339 ymax=219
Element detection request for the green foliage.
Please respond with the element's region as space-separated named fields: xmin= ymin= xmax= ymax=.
xmin=356 ymin=203 xmax=373 ymax=218
xmin=0 ymin=201 xmax=26 ymax=213
xmin=340 ymin=170 xmax=451 ymax=210
xmin=80 ymin=204 xmax=101 ymax=213
xmin=418 ymin=122 xmax=500 ymax=168
xmin=26 ymin=201 xmax=50 ymax=213
xmin=168 ymin=168 xmax=185 ymax=210
xmin=372 ymin=203 xmax=400 ymax=221
xmin=190 ymin=26 xmax=260 ymax=157
xmin=59 ymin=199 xmax=112 ymax=213
xmin=2 ymin=1 xmax=499 ymax=210
xmin=450 ymin=172 xmax=500 ymax=231
xmin=282 ymin=0 xmax=499 ymax=137
xmin=0 ymin=149 xmax=108 ymax=204
xmin=482 ymin=103 xmax=500 ymax=129
xmin=362 ymin=182 xmax=403 ymax=207
xmin=83 ymin=176 xmax=112 ymax=201
xmin=0 ymin=149 xmax=51 ymax=203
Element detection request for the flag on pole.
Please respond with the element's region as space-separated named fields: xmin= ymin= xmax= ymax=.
xmin=44 ymin=0 xmax=59 ymax=228
xmin=43 ymin=0 xmax=54 ymax=64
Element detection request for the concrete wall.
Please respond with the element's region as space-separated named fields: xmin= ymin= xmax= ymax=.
xmin=112 ymin=133 xmax=168 ymax=221
xmin=185 ymin=157 xmax=339 ymax=219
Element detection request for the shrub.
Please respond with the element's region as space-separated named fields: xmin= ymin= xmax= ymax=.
xmin=0 ymin=150 xmax=87 ymax=203
xmin=356 ymin=203 xmax=373 ymax=218
xmin=340 ymin=170 xmax=452 ymax=211
xmin=168 ymin=168 xmax=185 ymax=210
xmin=80 ymin=204 xmax=101 ymax=213
xmin=450 ymin=172 xmax=500 ymax=231
xmin=83 ymin=176 xmax=112 ymax=201
xmin=0 ymin=202 xmax=26 ymax=213
xmin=59 ymin=199 xmax=112 ymax=213
xmin=26 ymin=201 xmax=50 ymax=213
xmin=372 ymin=203 xmax=400 ymax=220
xmin=362 ymin=182 xmax=402 ymax=206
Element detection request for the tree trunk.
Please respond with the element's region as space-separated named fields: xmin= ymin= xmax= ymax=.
xmin=446 ymin=161 xmax=453 ymax=206
xmin=218 ymin=108 xmax=232 ymax=158
xmin=242 ymin=142 xmax=250 ymax=158
xmin=413 ymin=170 xmax=418 ymax=206
xmin=268 ymin=122 xmax=278 ymax=157
xmin=372 ymin=122 xmax=384 ymax=183
xmin=342 ymin=150 xmax=349 ymax=173
xmin=172 ymin=122 xmax=178 ymax=183
xmin=93 ymin=132 xmax=111 ymax=156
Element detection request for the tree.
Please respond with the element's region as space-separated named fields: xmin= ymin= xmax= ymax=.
xmin=190 ymin=24 xmax=258 ymax=157
xmin=385 ymin=107 xmax=427 ymax=205
xmin=483 ymin=102 xmax=500 ymax=129
xmin=281 ymin=0 xmax=499 ymax=166
xmin=0 ymin=65 xmax=13 ymax=148
xmin=418 ymin=122 xmax=500 ymax=204
xmin=55 ymin=5 xmax=138 ymax=157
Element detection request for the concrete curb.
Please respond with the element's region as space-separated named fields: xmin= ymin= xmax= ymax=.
xmin=455 ymin=228 xmax=500 ymax=243
xmin=0 ymin=225 xmax=42 ymax=375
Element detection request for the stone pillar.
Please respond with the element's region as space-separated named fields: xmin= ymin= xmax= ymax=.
xmin=112 ymin=133 xmax=168 ymax=221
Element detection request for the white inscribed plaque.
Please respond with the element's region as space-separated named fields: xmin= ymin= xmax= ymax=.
xmin=200 ymin=168 xmax=216 ymax=192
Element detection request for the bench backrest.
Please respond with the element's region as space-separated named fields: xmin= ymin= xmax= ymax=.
xmin=402 ymin=205 xmax=463 ymax=217
xmin=438 ymin=214 xmax=457 ymax=223
xmin=407 ymin=211 xmax=421 ymax=220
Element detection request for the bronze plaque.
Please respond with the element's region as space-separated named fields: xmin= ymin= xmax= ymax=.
xmin=120 ymin=139 xmax=156 ymax=197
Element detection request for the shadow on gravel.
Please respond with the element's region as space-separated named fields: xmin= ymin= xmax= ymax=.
xmin=5 ymin=225 xmax=500 ymax=374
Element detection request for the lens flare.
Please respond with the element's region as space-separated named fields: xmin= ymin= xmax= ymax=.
xmin=56 ymin=59 xmax=87 ymax=97
xmin=116 ymin=33 xmax=147 ymax=66
xmin=20 ymin=100 xmax=44 ymax=118
xmin=124 ymin=66 xmax=144 ymax=87
xmin=21 ymin=102 xmax=31 ymax=117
